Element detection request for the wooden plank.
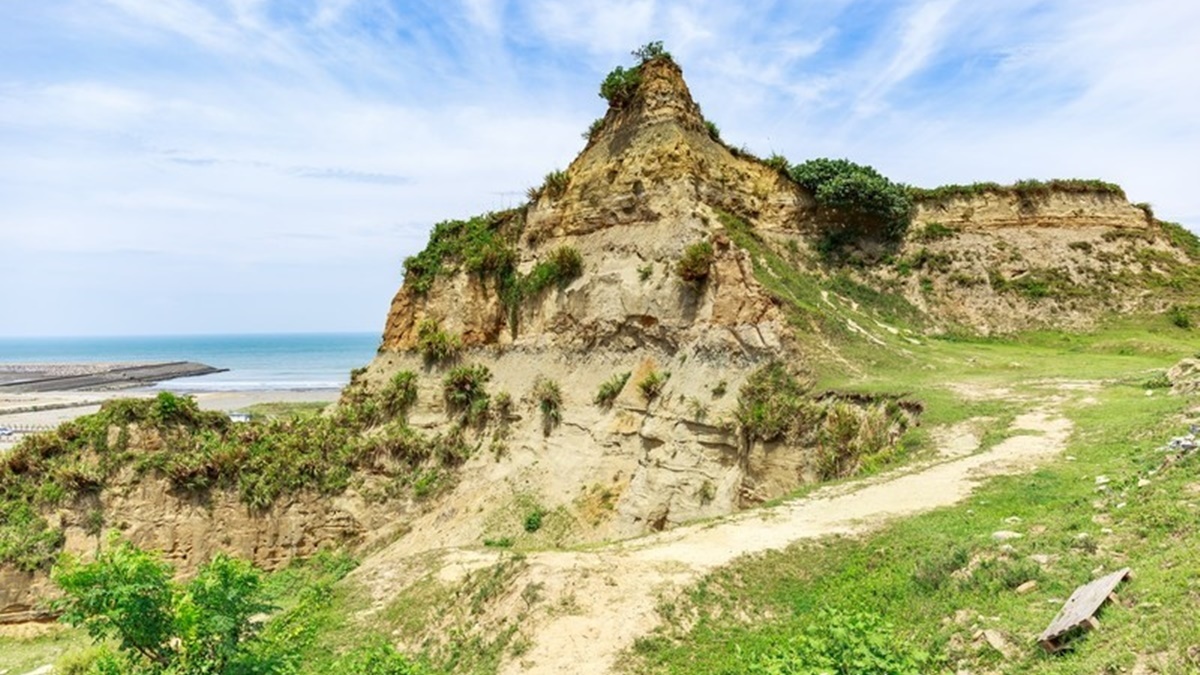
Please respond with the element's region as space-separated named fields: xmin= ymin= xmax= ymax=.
xmin=1038 ymin=567 xmax=1130 ymax=647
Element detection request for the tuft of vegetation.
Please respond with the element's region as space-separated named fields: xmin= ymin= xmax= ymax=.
xmin=442 ymin=364 xmax=492 ymax=425
xmin=1158 ymin=220 xmax=1200 ymax=261
xmin=637 ymin=370 xmax=669 ymax=402
xmin=402 ymin=210 xmax=522 ymax=296
xmin=638 ymin=263 xmax=654 ymax=282
xmin=704 ymin=120 xmax=721 ymax=141
xmin=910 ymin=178 xmax=1126 ymax=204
xmin=416 ymin=318 xmax=462 ymax=365
xmin=522 ymin=246 xmax=584 ymax=297
xmin=523 ymin=508 xmax=546 ymax=534
xmin=763 ymin=153 xmax=790 ymax=173
xmin=529 ymin=169 xmax=569 ymax=203
xmin=532 ymin=376 xmax=563 ymax=434
xmin=53 ymin=538 xmax=275 ymax=674
xmin=582 ymin=117 xmax=605 ymax=143
xmin=735 ymin=361 xmax=818 ymax=444
xmin=676 ymin=240 xmax=715 ymax=283
xmin=599 ymin=41 xmax=672 ymax=107
xmin=379 ymin=371 xmax=419 ymax=420
xmin=594 ymin=371 xmax=631 ymax=408
xmin=790 ymin=158 xmax=913 ymax=243
xmin=1167 ymin=305 xmax=1192 ymax=329
xmin=599 ymin=65 xmax=642 ymax=106
xmin=913 ymin=221 xmax=959 ymax=242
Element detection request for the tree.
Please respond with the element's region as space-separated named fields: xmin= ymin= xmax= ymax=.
xmin=53 ymin=539 xmax=274 ymax=674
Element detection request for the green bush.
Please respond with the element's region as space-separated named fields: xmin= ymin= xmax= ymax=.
xmin=402 ymin=210 xmax=521 ymax=295
xmin=638 ymin=370 xmax=669 ymax=402
xmin=416 ymin=318 xmax=462 ymax=365
xmin=676 ymin=240 xmax=715 ymax=283
xmin=582 ymin=117 xmax=605 ymax=142
xmin=443 ymin=364 xmax=491 ymax=424
xmin=704 ymin=120 xmax=721 ymax=141
xmin=529 ymin=170 xmax=569 ymax=203
xmin=53 ymin=540 xmax=274 ymax=674
xmin=533 ymin=376 xmax=563 ymax=433
xmin=595 ymin=371 xmax=631 ymax=407
xmin=735 ymin=361 xmax=818 ymax=443
xmin=632 ymin=40 xmax=670 ymax=62
xmin=333 ymin=638 xmax=430 ymax=675
xmin=790 ymin=158 xmax=913 ymax=241
xmin=523 ymin=508 xmax=546 ymax=533
xmin=1168 ymin=305 xmax=1192 ymax=329
xmin=379 ymin=371 xmax=419 ymax=419
xmin=599 ymin=65 xmax=642 ymax=106
xmin=523 ymin=246 xmax=584 ymax=296
xmin=764 ymin=153 xmax=790 ymax=173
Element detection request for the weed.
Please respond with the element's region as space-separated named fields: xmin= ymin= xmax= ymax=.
xmin=676 ymin=240 xmax=715 ymax=283
xmin=704 ymin=120 xmax=721 ymax=141
xmin=442 ymin=364 xmax=491 ymax=425
xmin=638 ymin=370 xmax=669 ymax=402
xmin=638 ymin=263 xmax=653 ymax=282
xmin=523 ymin=508 xmax=545 ymax=533
xmin=595 ymin=371 xmax=631 ymax=408
xmin=532 ymin=376 xmax=563 ymax=434
xmin=416 ymin=318 xmax=462 ymax=365
xmin=711 ymin=380 xmax=727 ymax=397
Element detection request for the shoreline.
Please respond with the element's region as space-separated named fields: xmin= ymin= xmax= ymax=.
xmin=0 ymin=361 xmax=226 ymax=393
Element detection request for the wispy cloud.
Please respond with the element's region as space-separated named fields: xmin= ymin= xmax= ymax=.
xmin=1 ymin=0 xmax=1196 ymax=335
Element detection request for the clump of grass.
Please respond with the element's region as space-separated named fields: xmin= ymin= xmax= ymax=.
xmin=913 ymin=221 xmax=959 ymax=242
xmin=638 ymin=370 xmax=669 ymax=402
xmin=522 ymin=246 xmax=584 ymax=297
xmin=704 ymin=120 xmax=721 ymax=141
xmin=595 ymin=372 xmax=631 ymax=408
xmin=378 ymin=371 xmax=419 ymax=420
xmin=763 ymin=153 xmax=789 ymax=173
xmin=638 ymin=263 xmax=653 ymax=281
xmin=532 ymin=376 xmax=562 ymax=434
xmin=402 ymin=210 xmax=522 ymax=296
xmin=442 ymin=364 xmax=492 ymax=425
xmin=676 ymin=240 xmax=715 ymax=283
xmin=416 ymin=318 xmax=462 ymax=365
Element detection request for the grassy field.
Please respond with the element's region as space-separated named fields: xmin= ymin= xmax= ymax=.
xmin=624 ymin=322 xmax=1200 ymax=674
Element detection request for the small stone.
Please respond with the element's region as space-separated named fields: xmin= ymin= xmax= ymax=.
xmin=999 ymin=544 xmax=1017 ymax=555
xmin=1116 ymin=502 xmax=1127 ymax=509
xmin=1075 ymin=532 xmax=1092 ymax=541
xmin=1095 ymin=475 xmax=1110 ymax=486
xmin=1138 ymin=478 xmax=1152 ymax=488
xmin=1101 ymin=527 xmax=1114 ymax=535
xmin=1004 ymin=516 xmax=1022 ymax=525
xmin=1030 ymin=553 xmax=1055 ymax=565
xmin=992 ymin=530 xmax=1023 ymax=542
xmin=1065 ymin=455 xmax=1077 ymax=461
xmin=1016 ymin=580 xmax=1038 ymax=594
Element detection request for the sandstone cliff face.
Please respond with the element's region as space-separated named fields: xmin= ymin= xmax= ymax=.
xmin=913 ymin=190 xmax=1151 ymax=231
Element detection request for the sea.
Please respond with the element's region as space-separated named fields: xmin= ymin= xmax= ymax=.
xmin=0 ymin=333 xmax=379 ymax=392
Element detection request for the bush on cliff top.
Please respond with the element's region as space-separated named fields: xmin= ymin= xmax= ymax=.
xmin=599 ymin=41 xmax=673 ymax=106
xmin=402 ymin=210 xmax=521 ymax=295
xmin=790 ymin=158 xmax=913 ymax=242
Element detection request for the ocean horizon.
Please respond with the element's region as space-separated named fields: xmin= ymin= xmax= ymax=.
xmin=0 ymin=332 xmax=380 ymax=392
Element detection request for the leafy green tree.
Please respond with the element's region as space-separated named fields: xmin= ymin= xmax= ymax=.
xmin=53 ymin=539 xmax=274 ymax=674
xmin=790 ymin=158 xmax=913 ymax=242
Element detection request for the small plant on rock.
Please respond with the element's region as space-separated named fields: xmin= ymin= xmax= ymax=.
xmin=638 ymin=370 xmax=669 ymax=402
xmin=676 ymin=240 xmax=715 ymax=283
xmin=416 ymin=318 xmax=462 ymax=365
xmin=533 ymin=376 xmax=563 ymax=434
xmin=594 ymin=372 xmax=631 ymax=408
xmin=443 ymin=364 xmax=491 ymax=424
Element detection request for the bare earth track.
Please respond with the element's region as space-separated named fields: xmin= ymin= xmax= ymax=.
xmin=353 ymin=393 xmax=1074 ymax=674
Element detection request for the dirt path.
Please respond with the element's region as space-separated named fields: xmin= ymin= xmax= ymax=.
xmin=353 ymin=398 xmax=1073 ymax=674
xmin=495 ymin=402 xmax=1070 ymax=674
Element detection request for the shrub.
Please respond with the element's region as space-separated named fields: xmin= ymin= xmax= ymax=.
xmin=542 ymin=170 xmax=569 ymax=201
xmin=704 ymin=120 xmax=721 ymax=141
xmin=533 ymin=376 xmax=563 ymax=434
xmin=599 ymin=65 xmax=642 ymax=106
xmin=523 ymin=246 xmax=584 ymax=297
xmin=402 ymin=210 xmax=521 ymax=295
xmin=1168 ymin=305 xmax=1192 ymax=329
xmin=790 ymin=158 xmax=913 ymax=241
xmin=632 ymin=40 xmax=670 ymax=63
xmin=595 ymin=372 xmax=631 ymax=407
xmin=379 ymin=371 xmax=419 ymax=420
xmin=523 ymin=508 xmax=546 ymax=533
xmin=443 ymin=364 xmax=491 ymax=424
xmin=416 ymin=318 xmax=462 ymax=365
xmin=638 ymin=263 xmax=653 ymax=281
xmin=764 ymin=153 xmax=790 ymax=173
xmin=914 ymin=221 xmax=958 ymax=242
xmin=53 ymin=540 xmax=274 ymax=675
xmin=638 ymin=370 xmax=668 ymax=402
xmin=333 ymin=638 xmax=430 ymax=675
xmin=735 ymin=362 xmax=818 ymax=443
xmin=676 ymin=240 xmax=715 ymax=283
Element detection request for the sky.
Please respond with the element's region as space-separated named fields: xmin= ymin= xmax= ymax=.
xmin=2 ymin=0 xmax=1198 ymax=337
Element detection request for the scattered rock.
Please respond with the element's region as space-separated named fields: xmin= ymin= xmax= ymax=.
xmin=1030 ymin=553 xmax=1057 ymax=565
xmin=1016 ymin=580 xmax=1038 ymax=594
xmin=1094 ymin=475 xmax=1110 ymax=486
xmin=978 ymin=628 xmax=1019 ymax=659
xmin=992 ymin=530 xmax=1023 ymax=542
xmin=1137 ymin=478 xmax=1152 ymax=488
xmin=1003 ymin=516 xmax=1022 ymax=525
xmin=999 ymin=544 xmax=1017 ymax=555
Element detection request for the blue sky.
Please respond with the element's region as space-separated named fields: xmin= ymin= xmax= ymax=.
xmin=2 ymin=0 xmax=1198 ymax=337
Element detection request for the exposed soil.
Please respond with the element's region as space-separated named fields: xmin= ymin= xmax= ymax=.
xmin=352 ymin=389 xmax=1074 ymax=674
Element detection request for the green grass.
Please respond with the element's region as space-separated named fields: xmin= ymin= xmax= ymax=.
xmin=237 ymin=401 xmax=330 ymax=420
xmin=626 ymin=381 xmax=1199 ymax=673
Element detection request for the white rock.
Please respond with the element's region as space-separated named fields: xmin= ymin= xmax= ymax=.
xmin=992 ymin=530 xmax=1023 ymax=542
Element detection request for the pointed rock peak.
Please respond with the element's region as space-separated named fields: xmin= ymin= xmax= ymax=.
xmin=595 ymin=54 xmax=707 ymax=140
